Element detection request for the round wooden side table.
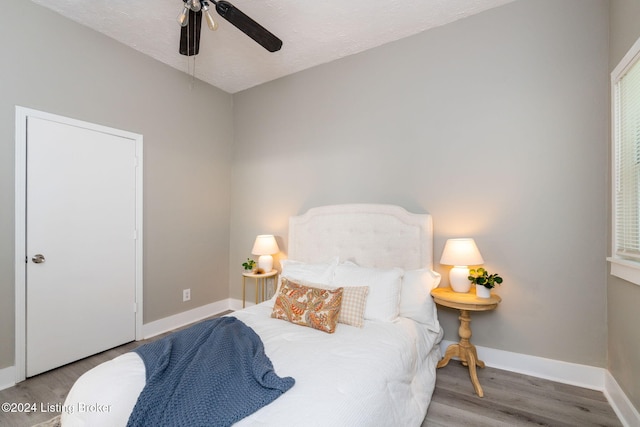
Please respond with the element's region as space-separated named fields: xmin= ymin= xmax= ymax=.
xmin=431 ymin=286 xmax=501 ymax=397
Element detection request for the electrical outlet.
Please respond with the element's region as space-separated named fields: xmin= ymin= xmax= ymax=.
xmin=183 ymin=288 xmax=191 ymax=302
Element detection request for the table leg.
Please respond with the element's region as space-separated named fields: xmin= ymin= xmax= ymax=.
xmin=255 ymin=279 xmax=259 ymax=305
xmin=437 ymin=309 xmax=486 ymax=397
xmin=466 ymin=350 xmax=484 ymax=397
xmin=242 ymin=277 xmax=246 ymax=308
xmin=437 ymin=342 xmax=460 ymax=368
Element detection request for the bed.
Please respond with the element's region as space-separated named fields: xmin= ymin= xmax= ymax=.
xmin=61 ymin=204 xmax=443 ymax=427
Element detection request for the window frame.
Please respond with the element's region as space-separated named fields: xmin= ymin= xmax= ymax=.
xmin=610 ymin=35 xmax=640 ymax=287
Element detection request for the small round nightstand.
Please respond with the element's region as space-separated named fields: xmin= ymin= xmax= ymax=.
xmin=431 ymin=286 xmax=502 ymax=397
xmin=242 ymin=270 xmax=278 ymax=308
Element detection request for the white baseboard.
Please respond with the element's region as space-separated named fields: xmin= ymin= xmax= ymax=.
xmin=0 ymin=365 xmax=16 ymax=391
xmin=439 ymin=340 xmax=639 ymax=427
xmin=228 ymin=297 xmax=263 ymax=312
xmin=604 ymin=370 xmax=640 ymax=427
xmin=439 ymin=340 xmax=606 ymax=390
xmin=141 ymin=298 xmax=269 ymax=339
xmin=141 ymin=299 xmax=234 ymax=339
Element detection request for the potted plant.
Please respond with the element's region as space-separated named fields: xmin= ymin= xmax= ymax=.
xmin=468 ymin=267 xmax=503 ymax=298
xmin=242 ymin=258 xmax=256 ymax=273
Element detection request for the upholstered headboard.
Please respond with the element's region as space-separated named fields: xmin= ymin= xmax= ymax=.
xmin=288 ymin=204 xmax=434 ymax=271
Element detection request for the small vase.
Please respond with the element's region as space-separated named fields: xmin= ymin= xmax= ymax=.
xmin=476 ymin=285 xmax=491 ymax=298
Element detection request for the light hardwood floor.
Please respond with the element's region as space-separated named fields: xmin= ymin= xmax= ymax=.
xmin=0 ymin=315 xmax=623 ymax=427
xmin=425 ymin=362 xmax=622 ymax=427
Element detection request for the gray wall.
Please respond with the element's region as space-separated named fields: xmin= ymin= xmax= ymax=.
xmin=231 ymin=0 xmax=610 ymax=366
xmin=0 ymin=2 xmax=234 ymax=369
xmin=608 ymin=0 xmax=640 ymax=412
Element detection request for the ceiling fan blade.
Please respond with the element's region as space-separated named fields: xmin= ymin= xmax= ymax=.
xmin=179 ymin=9 xmax=202 ymax=56
xmin=215 ymin=0 xmax=282 ymax=52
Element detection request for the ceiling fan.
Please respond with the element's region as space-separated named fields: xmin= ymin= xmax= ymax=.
xmin=177 ymin=0 xmax=282 ymax=56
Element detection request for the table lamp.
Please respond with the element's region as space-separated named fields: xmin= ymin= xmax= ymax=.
xmin=440 ymin=238 xmax=484 ymax=293
xmin=251 ymin=234 xmax=279 ymax=273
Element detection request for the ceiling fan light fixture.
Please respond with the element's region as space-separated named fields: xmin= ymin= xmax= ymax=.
xmin=189 ymin=0 xmax=202 ymax=13
xmin=202 ymin=2 xmax=218 ymax=31
xmin=177 ymin=4 xmax=190 ymax=27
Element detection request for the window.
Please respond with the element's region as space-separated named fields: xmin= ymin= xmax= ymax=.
xmin=610 ymin=36 xmax=640 ymax=286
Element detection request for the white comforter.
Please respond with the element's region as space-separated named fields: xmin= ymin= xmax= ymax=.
xmin=62 ymin=302 xmax=442 ymax=427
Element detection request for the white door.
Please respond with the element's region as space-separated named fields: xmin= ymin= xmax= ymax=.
xmin=25 ymin=115 xmax=138 ymax=377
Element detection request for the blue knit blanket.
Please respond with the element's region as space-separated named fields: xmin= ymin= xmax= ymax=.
xmin=126 ymin=316 xmax=295 ymax=427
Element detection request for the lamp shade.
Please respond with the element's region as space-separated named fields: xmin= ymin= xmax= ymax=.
xmin=439 ymin=238 xmax=484 ymax=266
xmin=251 ymin=235 xmax=279 ymax=255
xmin=251 ymin=235 xmax=279 ymax=273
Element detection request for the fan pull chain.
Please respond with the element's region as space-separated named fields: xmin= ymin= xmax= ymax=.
xmin=185 ymin=18 xmax=196 ymax=89
xmin=190 ymin=57 xmax=197 ymax=90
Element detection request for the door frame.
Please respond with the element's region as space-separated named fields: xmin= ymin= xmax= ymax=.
xmin=14 ymin=106 xmax=144 ymax=382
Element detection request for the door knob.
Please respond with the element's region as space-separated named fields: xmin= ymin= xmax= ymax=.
xmin=32 ymin=254 xmax=45 ymax=264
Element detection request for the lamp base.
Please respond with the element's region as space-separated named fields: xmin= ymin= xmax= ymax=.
xmin=258 ymin=255 xmax=273 ymax=273
xmin=450 ymin=266 xmax=471 ymax=293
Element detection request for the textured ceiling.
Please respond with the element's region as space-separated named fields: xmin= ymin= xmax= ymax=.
xmin=30 ymin=0 xmax=514 ymax=93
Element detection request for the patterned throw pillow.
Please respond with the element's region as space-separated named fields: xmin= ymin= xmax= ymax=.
xmin=272 ymin=279 xmax=343 ymax=333
xmin=338 ymin=286 xmax=369 ymax=328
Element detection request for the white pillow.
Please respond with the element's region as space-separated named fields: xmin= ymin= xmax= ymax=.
xmin=280 ymin=257 xmax=338 ymax=283
xmin=400 ymin=269 xmax=442 ymax=332
xmin=270 ymin=257 xmax=339 ymax=302
xmin=331 ymin=264 xmax=403 ymax=322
